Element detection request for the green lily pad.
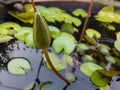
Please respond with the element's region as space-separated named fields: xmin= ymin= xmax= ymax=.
xmin=114 ymin=40 xmax=120 ymax=52
xmin=84 ymin=35 xmax=97 ymax=45
xmin=8 ymin=11 xmax=34 ymax=24
xmin=90 ymin=70 xmax=110 ymax=87
xmin=14 ymin=27 xmax=34 ymax=47
xmin=65 ymin=72 xmax=76 ymax=82
xmin=38 ymin=81 xmax=57 ymax=90
xmin=0 ymin=35 xmax=14 ymax=43
xmin=7 ymin=58 xmax=31 ymax=75
xmin=72 ymin=8 xmax=87 ymax=17
xmin=43 ymin=52 xmax=65 ymax=71
xmin=86 ymin=28 xmax=101 ymax=38
xmin=0 ymin=22 xmax=20 ymax=35
xmin=52 ymin=33 xmax=76 ymax=54
xmin=100 ymin=44 xmax=111 ymax=55
xmin=116 ymin=32 xmax=120 ymax=40
xmin=80 ymin=62 xmax=103 ymax=76
xmin=83 ymin=54 xmax=94 ymax=62
xmin=48 ymin=25 xmax=60 ymax=39
xmin=105 ymin=55 xmax=116 ymax=63
xmin=95 ymin=5 xmax=115 ymax=23
xmin=100 ymin=85 xmax=110 ymax=90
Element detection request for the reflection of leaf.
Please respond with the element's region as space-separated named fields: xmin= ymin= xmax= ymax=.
xmin=8 ymin=11 xmax=34 ymax=24
xmin=43 ymin=52 xmax=65 ymax=71
xmin=90 ymin=70 xmax=110 ymax=87
xmin=38 ymin=81 xmax=57 ymax=90
xmin=7 ymin=58 xmax=31 ymax=75
xmin=14 ymin=27 xmax=34 ymax=47
xmin=52 ymin=33 xmax=76 ymax=54
xmin=80 ymin=62 xmax=103 ymax=76
xmin=72 ymin=8 xmax=87 ymax=17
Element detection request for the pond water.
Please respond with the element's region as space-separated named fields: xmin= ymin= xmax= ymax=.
xmin=0 ymin=1 xmax=120 ymax=90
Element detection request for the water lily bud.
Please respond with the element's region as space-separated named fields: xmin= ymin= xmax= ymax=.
xmin=33 ymin=12 xmax=51 ymax=50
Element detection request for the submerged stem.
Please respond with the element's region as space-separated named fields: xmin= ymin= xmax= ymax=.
xmin=43 ymin=49 xmax=70 ymax=85
xmin=79 ymin=0 xmax=94 ymax=42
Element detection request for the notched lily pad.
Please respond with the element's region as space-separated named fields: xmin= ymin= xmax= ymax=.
xmin=86 ymin=28 xmax=101 ymax=38
xmin=38 ymin=81 xmax=57 ymax=90
xmin=72 ymin=8 xmax=87 ymax=17
xmin=7 ymin=58 xmax=31 ymax=75
xmin=80 ymin=62 xmax=103 ymax=76
xmin=43 ymin=52 xmax=65 ymax=71
xmin=90 ymin=70 xmax=110 ymax=87
xmin=52 ymin=33 xmax=76 ymax=54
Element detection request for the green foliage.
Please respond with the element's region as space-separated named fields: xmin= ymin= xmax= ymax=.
xmin=65 ymin=72 xmax=76 ymax=82
xmin=7 ymin=58 xmax=31 ymax=75
xmin=90 ymin=70 xmax=110 ymax=87
xmin=114 ymin=32 xmax=120 ymax=52
xmin=80 ymin=62 xmax=103 ymax=77
xmin=52 ymin=32 xmax=77 ymax=54
xmin=72 ymin=8 xmax=87 ymax=17
xmin=38 ymin=81 xmax=57 ymax=90
xmin=14 ymin=27 xmax=34 ymax=47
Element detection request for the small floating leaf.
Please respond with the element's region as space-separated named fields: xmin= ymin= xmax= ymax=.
xmin=43 ymin=52 xmax=65 ymax=71
xmin=38 ymin=81 xmax=57 ymax=90
xmin=72 ymin=8 xmax=87 ymax=17
xmin=80 ymin=62 xmax=103 ymax=76
xmin=100 ymin=85 xmax=110 ymax=90
xmin=83 ymin=54 xmax=94 ymax=62
xmin=84 ymin=35 xmax=97 ymax=45
xmin=61 ymin=23 xmax=75 ymax=34
xmin=0 ymin=22 xmax=20 ymax=35
xmin=86 ymin=29 xmax=101 ymax=38
xmin=8 ymin=11 xmax=34 ymax=24
xmin=7 ymin=58 xmax=31 ymax=75
xmin=52 ymin=33 xmax=76 ymax=54
xmin=105 ymin=55 xmax=116 ymax=63
xmin=0 ymin=35 xmax=14 ymax=43
xmin=114 ymin=40 xmax=120 ymax=52
xmin=90 ymin=70 xmax=110 ymax=87
xmin=116 ymin=32 xmax=120 ymax=40
xmin=14 ymin=27 xmax=34 ymax=47
xmin=65 ymin=72 xmax=76 ymax=82
xmin=48 ymin=25 xmax=60 ymax=39
xmin=100 ymin=44 xmax=111 ymax=55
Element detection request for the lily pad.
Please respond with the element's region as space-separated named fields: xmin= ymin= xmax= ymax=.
xmin=90 ymin=70 xmax=110 ymax=87
xmin=86 ymin=28 xmax=101 ymax=38
xmin=7 ymin=58 xmax=31 ymax=75
xmin=100 ymin=85 xmax=110 ymax=90
xmin=84 ymin=35 xmax=97 ymax=45
xmin=38 ymin=81 xmax=57 ymax=90
xmin=80 ymin=62 xmax=103 ymax=76
xmin=43 ymin=52 xmax=65 ymax=71
xmin=14 ymin=27 xmax=34 ymax=47
xmin=72 ymin=8 xmax=87 ymax=17
xmin=52 ymin=33 xmax=76 ymax=54
xmin=48 ymin=25 xmax=60 ymax=39
xmin=0 ymin=22 xmax=20 ymax=35
xmin=0 ymin=35 xmax=14 ymax=43
xmin=65 ymin=72 xmax=76 ymax=82
xmin=114 ymin=40 xmax=120 ymax=52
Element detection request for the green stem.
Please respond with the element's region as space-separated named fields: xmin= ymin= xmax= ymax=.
xmin=79 ymin=0 xmax=94 ymax=42
xmin=43 ymin=49 xmax=70 ymax=85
